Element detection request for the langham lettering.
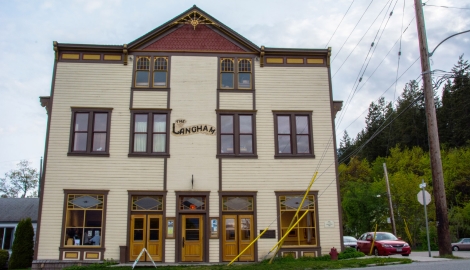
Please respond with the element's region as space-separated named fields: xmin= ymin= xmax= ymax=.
xmin=171 ymin=119 xmax=216 ymax=136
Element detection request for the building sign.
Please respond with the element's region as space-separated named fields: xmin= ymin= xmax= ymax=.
xmin=172 ymin=119 xmax=216 ymax=136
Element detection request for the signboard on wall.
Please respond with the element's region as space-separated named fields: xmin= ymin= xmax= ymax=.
xmin=172 ymin=119 xmax=216 ymax=136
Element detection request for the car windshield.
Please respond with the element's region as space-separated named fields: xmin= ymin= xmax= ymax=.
xmin=344 ymin=236 xmax=356 ymax=241
xmin=375 ymin=233 xmax=398 ymax=241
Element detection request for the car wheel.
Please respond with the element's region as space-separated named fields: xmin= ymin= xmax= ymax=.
xmin=452 ymin=246 xmax=459 ymax=251
xmin=402 ymin=254 xmax=409 ymax=257
xmin=374 ymin=248 xmax=379 ymax=256
xmin=356 ymin=247 xmax=360 ymax=252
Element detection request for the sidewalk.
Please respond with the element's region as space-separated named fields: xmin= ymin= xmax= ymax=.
xmin=388 ymin=250 xmax=470 ymax=262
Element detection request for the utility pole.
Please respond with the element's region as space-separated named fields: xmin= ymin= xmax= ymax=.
xmin=383 ymin=163 xmax=396 ymax=236
xmin=414 ymin=0 xmax=452 ymax=255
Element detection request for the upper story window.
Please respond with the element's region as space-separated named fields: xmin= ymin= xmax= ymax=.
xmin=135 ymin=57 xmax=150 ymax=87
xmin=153 ymin=57 xmax=168 ymax=87
xmin=217 ymin=111 xmax=257 ymax=157
xmin=220 ymin=58 xmax=252 ymax=90
xmin=129 ymin=110 xmax=170 ymax=157
xmin=135 ymin=56 xmax=169 ymax=88
xmin=273 ymin=111 xmax=314 ymax=158
xmin=69 ymin=108 xmax=112 ymax=156
xmin=238 ymin=59 xmax=252 ymax=89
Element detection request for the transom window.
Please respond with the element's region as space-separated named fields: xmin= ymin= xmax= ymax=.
xmin=222 ymin=197 xmax=253 ymax=211
xmin=218 ymin=112 xmax=256 ymax=157
xmin=278 ymin=194 xmax=317 ymax=246
xmin=273 ymin=112 xmax=314 ymax=157
xmin=180 ymin=196 xmax=206 ymax=210
xmin=64 ymin=194 xmax=105 ymax=247
xmin=132 ymin=196 xmax=163 ymax=211
xmin=129 ymin=110 xmax=170 ymax=156
xmin=219 ymin=57 xmax=253 ymax=89
xmin=134 ymin=56 xmax=169 ymax=88
xmin=69 ymin=108 xmax=112 ymax=155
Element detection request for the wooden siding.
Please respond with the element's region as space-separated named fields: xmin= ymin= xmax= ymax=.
xmin=166 ymin=56 xmax=218 ymax=191
xmin=166 ymin=56 xmax=219 ymax=261
xmin=132 ymin=91 xmax=167 ymax=108
xmin=222 ymin=65 xmax=341 ymax=258
xmin=38 ymin=62 xmax=166 ymax=260
xmin=219 ymin=92 xmax=253 ymax=110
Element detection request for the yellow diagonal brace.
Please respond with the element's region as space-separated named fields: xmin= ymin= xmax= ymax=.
xmin=403 ymin=218 xmax=413 ymax=245
xmin=268 ymin=210 xmax=310 ymax=262
xmin=369 ymin=224 xmax=378 ymax=256
xmin=227 ymin=227 xmax=269 ymax=266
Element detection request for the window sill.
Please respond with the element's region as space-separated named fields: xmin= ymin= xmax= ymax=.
xmin=274 ymin=154 xmax=315 ymax=159
xmin=217 ymin=88 xmax=255 ymax=91
xmin=67 ymin=152 xmax=110 ymax=157
xmin=217 ymin=154 xmax=258 ymax=159
xmin=128 ymin=153 xmax=170 ymax=158
xmin=131 ymin=87 xmax=170 ymax=91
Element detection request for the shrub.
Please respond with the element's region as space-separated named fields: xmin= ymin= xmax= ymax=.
xmin=338 ymin=247 xmax=365 ymax=260
xmin=8 ymin=218 xmax=35 ymax=269
xmin=0 ymin=250 xmax=9 ymax=270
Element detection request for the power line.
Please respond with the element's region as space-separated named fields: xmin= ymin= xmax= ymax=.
xmin=332 ymin=0 xmax=394 ymax=78
xmin=423 ymin=4 xmax=470 ymax=10
xmin=331 ymin=0 xmax=376 ymax=63
xmin=324 ymin=0 xmax=356 ymax=48
xmin=338 ymin=56 xmax=421 ymax=134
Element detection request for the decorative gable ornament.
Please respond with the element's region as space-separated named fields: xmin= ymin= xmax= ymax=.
xmin=173 ymin=11 xmax=218 ymax=30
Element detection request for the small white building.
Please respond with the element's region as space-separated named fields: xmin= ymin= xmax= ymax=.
xmin=35 ymin=6 xmax=343 ymax=268
xmin=0 ymin=198 xmax=39 ymax=253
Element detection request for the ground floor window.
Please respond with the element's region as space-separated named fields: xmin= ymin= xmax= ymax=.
xmin=278 ymin=193 xmax=318 ymax=246
xmin=64 ymin=193 xmax=105 ymax=247
xmin=0 ymin=227 xmax=14 ymax=250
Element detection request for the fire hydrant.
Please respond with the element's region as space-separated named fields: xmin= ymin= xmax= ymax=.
xmin=329 ymin=247 xmax=338 ymax=260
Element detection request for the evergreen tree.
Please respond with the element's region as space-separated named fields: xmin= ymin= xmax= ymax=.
xmin=393 ymin=80 xmax=428 ymax=150
xmin=8 ymin=218 xmax=34 ymax=269
xmin=438 ymin=56 xmax=470 ymax=147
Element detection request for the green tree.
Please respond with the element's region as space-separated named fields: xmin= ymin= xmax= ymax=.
xmin=8 ymin=218 xmax=34 ymax=269
xmin=393 ymin=80 xmax=428 ymax=150
xmin=0 ymin=160 xmax=38 ymax=198
xmin=438 ymin=56 xmax=470 ymax=147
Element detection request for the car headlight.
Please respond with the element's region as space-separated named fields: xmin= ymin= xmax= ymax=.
xmin=404 ymin=243 xmax=409 ymax=247
xmin=382 ymin=244 xmax=393 ymax=248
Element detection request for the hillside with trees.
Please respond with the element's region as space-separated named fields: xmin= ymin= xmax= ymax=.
xmin=338 ymin=56 xmax=470 ymax=247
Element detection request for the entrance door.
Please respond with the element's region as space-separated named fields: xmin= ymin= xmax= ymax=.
xmin=181 ymin=215 xmax=204 ymax=262
xmin=129 ymin=214 xmax=162 ymax=261
xmin=222 ymin=215 xmax=254 ymax=261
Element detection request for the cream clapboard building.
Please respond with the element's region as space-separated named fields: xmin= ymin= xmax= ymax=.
xmin=35 ymin=6 xmax=344 ymax=268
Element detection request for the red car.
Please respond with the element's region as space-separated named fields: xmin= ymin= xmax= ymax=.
xmin=356 ymin=232 xmax=411 ymax=256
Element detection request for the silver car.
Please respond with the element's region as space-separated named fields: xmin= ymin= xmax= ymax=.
xmin=344 ymin=236 xmax=358 ymax=249
xmin=451 ymin=238 xmax=470 ymax=251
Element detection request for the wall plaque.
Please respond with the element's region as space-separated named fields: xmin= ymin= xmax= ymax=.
xmin=260 ymin=230 xmax=276 ymax=239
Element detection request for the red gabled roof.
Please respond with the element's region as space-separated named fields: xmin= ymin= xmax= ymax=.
xmin=142 ymin=24 xmax=246 ymax=52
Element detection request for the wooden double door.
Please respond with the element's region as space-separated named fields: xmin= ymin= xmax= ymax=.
xmin=181 ymin=214 xmax=204 ymax=262
xmin=129 ymin=214 xmax=162 ymax=261
xmin=222 ymin=215 xmax=254 ymax=261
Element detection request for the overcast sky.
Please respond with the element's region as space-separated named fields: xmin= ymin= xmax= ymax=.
xmin=0 ymin=0 xmax=469 ymax=178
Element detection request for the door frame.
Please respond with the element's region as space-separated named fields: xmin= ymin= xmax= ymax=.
xmin=126 ymin=191 xmax=167 ymax=263
xmin=219 ymin=191 xmax=258 ymax=262
xmin=175 ymin=191 xmax=210 ymax=262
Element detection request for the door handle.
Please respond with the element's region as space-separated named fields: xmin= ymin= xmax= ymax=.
xmin=183 ymin=237 xmax=185 ymax=248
